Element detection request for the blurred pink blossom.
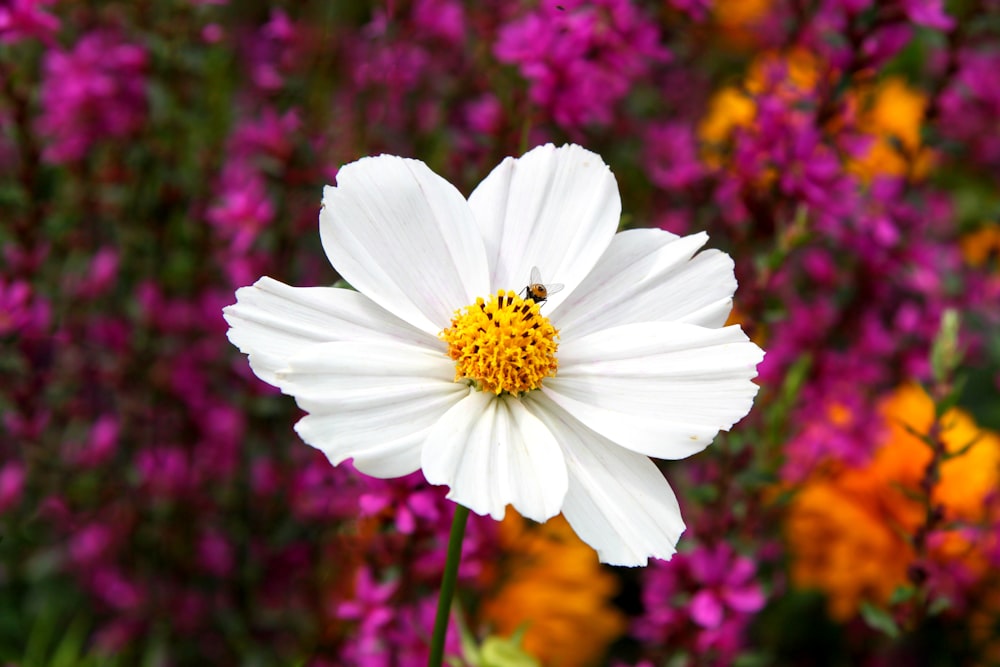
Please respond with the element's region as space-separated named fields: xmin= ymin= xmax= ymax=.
xmin=0 ymin=462 xmax=26 ymax=512
xmin=73 ymin=247 xmax=119 ymax=299
xmin=462 ymin=94 xmax=503 ymax=135
xmin=0 ymin=0 xmax=59 ymax=44
xmin=135 ymin=447 xmax=191 ymax=500
xmin=902 ymin=0 xmax=955 ymax=30
xmin=37 ymin=31 xmax=148 ymax=164
xmin=198 ymin=529 xmax=234 ymax=577
xmin=635 ymin=543 xmax=765 ymax=662
xmin=643 ymin=122 xmax=706 ymax=191
xmin=412 ymin=0 xmax=465 ymax=43
xmin=358 ymin=472 xmax=441 ymax=535
xmin=334 ymin=567 xmax=398 ymax=632
xmin=207 ymin=171 xmax=275 ymax=255
xmin=73 ymin=415 xmax=120 ymax=468
xmin=91 ymin=567 xmax=145 ymax=611
xmin=201 ymin=23 xmax=224 ymax=43
xmin=495 ymin=0 xmax=669 ymax=129
xmin=0 ymin=278 xmax=50 ymax=335
xmin=69 ymin=524 xmax=114 ymax=567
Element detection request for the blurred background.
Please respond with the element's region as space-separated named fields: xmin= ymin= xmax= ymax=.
xmin=2 ymin=0 xmax=1000 ymax=665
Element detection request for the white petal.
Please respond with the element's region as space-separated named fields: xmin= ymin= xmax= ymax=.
xmin=276 ymin=340 xmax=468 ymax=479
xmin=524 ymin=394 xmax=685 ymax=566
xmin=552 ymin=229 xmax=737 ymax=338
xmin=543 ymin=322 xmax=764 ymax=460
xmin=223 ymin=276 xmax=439 ymax=385
xmin=320 ymin=155 xmax=490 ymax=334
xmin=467 ymin=144 xmax=620 ymax=308
xmin=422 ymin=392 xmax=567 ymax=522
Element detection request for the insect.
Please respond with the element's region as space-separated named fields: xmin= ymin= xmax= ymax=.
xmin=521 ymin=266 xmax=564 ymax=304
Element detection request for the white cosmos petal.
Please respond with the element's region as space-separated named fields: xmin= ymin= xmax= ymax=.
xmin=552 ymin=229 xmax=737 ymax=338
xmin=467 ymin=144 xmax=620 ymax=309
xmin=223 ymin=276 xmax=438 ymax=385
xmin=543 ymin=322 xmax=764 ymax=460
xmin=422 ymin=391 xmax=567 ymax=523
xmin=524 ymin=394 xmax=685 ymax=566
xmin=275 ymin=340 xmax=468 ymax=479
xmin=320 ymin=155 xmax=490 ymax=334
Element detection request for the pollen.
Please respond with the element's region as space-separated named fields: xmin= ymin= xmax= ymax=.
xmin=440 ymin=290 xmax=559 ymax=396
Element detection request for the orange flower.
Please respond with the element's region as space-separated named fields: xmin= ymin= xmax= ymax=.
xmin=847 ymin=78 xmax=934 ymax=182
xmin=479 ymin=513 xmax=627 ymax=667
xmin=712 ymin=0 xmax=774 ymax=47
xmin=697 ymin=49 xmax=825 ymax=170
xmin=786 ymin=384 xmax=1000 ymax=620
xmin=960 ymin=223 xmax=1000 ymax=269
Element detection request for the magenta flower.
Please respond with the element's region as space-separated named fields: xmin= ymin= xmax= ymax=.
xmin=334 ymin=567 xmax=397 ymax=631
xmin=643 ymin=122 xmax=707 ymax=191
xmin=36 ymin=31 xmax=148 ymax=164
xmin=0 ymin=278 xmax=50 ymax=335
xmin=197 ymin=529 xmax=235 ymax=577
xmin=357 ymin=472 xmax=442 ymax=535
xmin=0 ymin=0 xmax=59 ymax=45
xmin=207 ymin=171 xmax=275 ymax=255
xmin=412 ymin=0 xmax=466 ymax=43
xmin=0 ymin=462 xmax=26 ymax=513
xmin=901 ymin=0 xmax=955 ymax=30
xmin=687 ymin=544 xmax=766 ymax=630
xmin=635 ymin=543 xmax=765 ymax=661
xmin=494 ymin=0 xmax=669 ymax=129
xmin=71 ymin=415 xmax=119 ymax=468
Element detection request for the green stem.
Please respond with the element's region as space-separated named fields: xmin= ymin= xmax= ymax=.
xmin=427 ymin=503 xmax=470 ymax=667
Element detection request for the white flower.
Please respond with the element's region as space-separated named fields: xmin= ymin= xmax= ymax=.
xmin=224 ymin=144 xmax=764 ymax=566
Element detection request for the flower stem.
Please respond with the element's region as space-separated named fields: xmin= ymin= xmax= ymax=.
xmin=427 ymin=503 xmax=470 ymax=667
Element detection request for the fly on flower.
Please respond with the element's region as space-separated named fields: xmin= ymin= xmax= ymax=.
xmin=521 ymin=266 xmax=564 ymax=305
xmin=224 ymin=143 xmax=764 ymax=566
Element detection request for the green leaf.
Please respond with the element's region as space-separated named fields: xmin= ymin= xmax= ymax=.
xmin=889 ymin=585 xmax=916 ymax=605
xmin=930 ymin=309 xmax=961 ymax=386
xmin=479 ymin=624 xmax=541 ymax=667
xmin=860 ymin=601 xmax=900 ymax=638
xmin=927 ymin=595 xmax=953 ymax=616
xmin=48 ymin=614 xmax=89 ymax=667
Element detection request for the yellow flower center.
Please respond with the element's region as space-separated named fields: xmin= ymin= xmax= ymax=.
xmin=440 ymin=290 xmax=559 ymax=396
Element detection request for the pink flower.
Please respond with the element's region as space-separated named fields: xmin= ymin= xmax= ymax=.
xmin=198 ymin=530 xmax=234 ymax=577
xmin=462 ymin=94 xmax=503 ymax=135
xmin=201 ymin=23 xmax=224 ymax=43
xmin=230 ymin=108 xmax=302 ymax=160
xmin=635 ymin=543 xmax=765 ymax=662
xmin=687 ymin=545 xmax=766 ymax=630
xmin=643 ymin=122 xmax=707 ymax=191
xmin=334 ymin=567 xmax=398 ymax=634
xmin=69 ymin=524 xmax=114 ymax=567
xmin=207 ymin=170 xmax=275 ymax=254
xmin=135 ymin=447 xmax=191 ymax=500
xmin=36 ymin=31 xmax=148 ymax=164
xmin=73 ymin=247 xmax=119 ymax=299
xmin=412 ymin=0 xmax=465 ymax=43
xmin=357 ymin=472 xmax=441 ymax=535
xmin=0 ymin=0 xmax=59 ymax=45
xmin=0 ymin=462 xmax=26 ymax=512
xmin=494 ymin=0 xmax=669 ymax=129
xmin=902 ymin=0 xmax=955 ymax=30
xmin=246 ymin=8 xmax=299 ymax=92
xmin=0 ymin=278 xmax=50 ymax=335
xmin=73 ymin=415 xmax=120 ymax=468
xmin=91 ymin=568 xmax=144 ymax=611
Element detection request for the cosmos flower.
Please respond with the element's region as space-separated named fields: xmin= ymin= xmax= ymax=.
xmin=224 ymin=144 xmax=763 ymax=566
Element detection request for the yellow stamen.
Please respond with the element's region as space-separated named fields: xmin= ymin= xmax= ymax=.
xmin=440 ymin=290 xmax=559 ymax=396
